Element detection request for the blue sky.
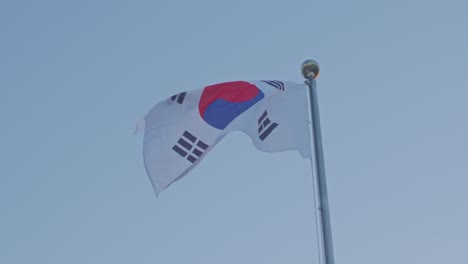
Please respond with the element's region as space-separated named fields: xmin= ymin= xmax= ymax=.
xmin=1 ymin=0 xmax=467 ymax=263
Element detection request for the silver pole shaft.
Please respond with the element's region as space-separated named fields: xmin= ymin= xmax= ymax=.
xmin=307 ymin=77 xmax=335 ymax=264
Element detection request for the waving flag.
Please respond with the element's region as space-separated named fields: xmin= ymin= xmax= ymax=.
xmin=141 ymin=80 xmax=311 ymax=194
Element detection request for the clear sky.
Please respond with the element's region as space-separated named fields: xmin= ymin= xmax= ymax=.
xmin=1 ymin=0 xmax=467 ymax=263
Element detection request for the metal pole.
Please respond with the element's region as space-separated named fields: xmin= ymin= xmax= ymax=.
xmin=302 ymin=60 xmax=335 ymax=264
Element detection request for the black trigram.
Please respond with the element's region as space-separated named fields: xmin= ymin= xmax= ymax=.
xmin=261 ymin=80 xmax=285 ymax=91
xmin=258 ymin=110 xmax=278 ymax=141
xmin=172 ymin=131 xmax=209 ymax=163
xmin=170 ymin=92 xmax=187 ymax=104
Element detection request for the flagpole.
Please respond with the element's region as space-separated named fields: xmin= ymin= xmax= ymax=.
xmin=302 ymin=60 xmax=335 ymax=264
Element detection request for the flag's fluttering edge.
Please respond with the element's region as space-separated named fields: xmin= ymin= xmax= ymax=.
xmin=141 ymin=80 xmax=311 ymax=194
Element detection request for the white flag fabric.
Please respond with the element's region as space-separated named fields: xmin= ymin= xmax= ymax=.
xmin=142 ymin=80 xmax=311 ymax=194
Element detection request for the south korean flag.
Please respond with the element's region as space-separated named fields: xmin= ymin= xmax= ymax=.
xmin=141 ymin=80 xmax=311 ymax=194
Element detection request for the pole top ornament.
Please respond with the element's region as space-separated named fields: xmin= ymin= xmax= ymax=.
xmin=301 ymin=59 xmax=320 ymax=79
